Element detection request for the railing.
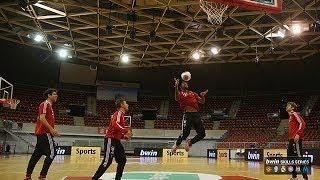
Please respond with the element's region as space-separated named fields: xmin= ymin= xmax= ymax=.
xmin=2 ymin=118 xmax=319 ymax=153
xmin=213 ymin=142 xmax=259 ymax=149
xmin=72 ymin=140 xmax=169 ymax=151
xmin=2 ymin=119 xmax=35 ymax=148
xmin=264 ymin=142 xmax=287 ymax=149
xmin=210 ymin=141 xmax=320 ymax=149
xmin=265 ymin=141 xmax=320 ymax=149
xmin=303 ymin=141 xmax=320 ymax=148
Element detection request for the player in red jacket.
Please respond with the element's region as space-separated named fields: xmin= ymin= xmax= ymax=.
xmin=172 ymin=78 xmax=208 ymax=153
xmin=24 ymin=89 xmax=59 ymax=180
xmin=286 ymin=102 xmax=308 ymax=180
xmin=92 ymin=98 xmax=132 ymax=180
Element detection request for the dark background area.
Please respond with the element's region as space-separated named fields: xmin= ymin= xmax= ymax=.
xmin=1 ymin=39 xmax=320 ymax=96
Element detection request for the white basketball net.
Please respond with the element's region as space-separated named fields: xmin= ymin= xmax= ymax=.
xmin=8 ymin=99 xmax=20 ymax=110
xmin=199 ymin=0 xmax=228 ymax=25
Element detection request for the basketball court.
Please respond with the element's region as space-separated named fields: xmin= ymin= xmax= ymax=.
xmin=1 ymin=155 xmax=319 ymax=180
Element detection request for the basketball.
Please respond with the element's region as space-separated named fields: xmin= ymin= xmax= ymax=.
xmin=181 ymin=71 xmax=191 ymax=81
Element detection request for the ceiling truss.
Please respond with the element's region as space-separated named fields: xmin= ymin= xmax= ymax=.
xmin=0 ymin=0 xmax=319 ymax=67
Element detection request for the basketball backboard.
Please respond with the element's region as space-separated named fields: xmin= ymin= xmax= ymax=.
xmin=200 ymin=0 xmax=282 ymax=25
xmin=0 ymin=77 xmax=20 ymax=109
xmin=213 ymin=0 xmax=282 ymax=13
xmin=124 ymin=116 xmax=131 ymax=128
xmin=0 ymin=77 xmax=13 ymax=99
xmin=110 ymin=115 xmax=132 ymax=127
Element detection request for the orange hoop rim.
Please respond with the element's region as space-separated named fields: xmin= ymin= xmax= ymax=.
xmin=3 ymin=98 xmax=20 ymax=109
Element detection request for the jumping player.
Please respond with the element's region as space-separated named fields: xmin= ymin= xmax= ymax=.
xmin=92 ymin=98 xmax=132 ymax=180
xmin=24 ymin=89 xmax=59 ymax=180
xmin=286 ymin=102 xmax=308 ymax=180
xmin=172 ymin=78 xmax=208 ymax=153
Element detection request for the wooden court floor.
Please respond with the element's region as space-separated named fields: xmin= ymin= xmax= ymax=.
xmin=0 ymin=155 xmax=319 ymax=180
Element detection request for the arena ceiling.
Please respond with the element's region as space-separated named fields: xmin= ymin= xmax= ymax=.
xmin=0 ymin=0 xmax=319 ymax=67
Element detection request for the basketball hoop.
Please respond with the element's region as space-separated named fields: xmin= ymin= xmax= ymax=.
xmin=5 ymin=99 xmax=20 ymax=110
xmin=199 ymin=0 xmax=228 ymax=25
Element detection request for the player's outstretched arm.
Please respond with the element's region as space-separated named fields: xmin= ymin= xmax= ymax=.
xmin=174 ymin=78 xmax=180 ymax=102
xmin=198 ymin=89 xmax=208 ymax=104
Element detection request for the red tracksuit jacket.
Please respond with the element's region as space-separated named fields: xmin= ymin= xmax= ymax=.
xmin=105 ymin=110 xmax=129 ymax=140
xmin=288 ymin=112 xmax=306 ymax=139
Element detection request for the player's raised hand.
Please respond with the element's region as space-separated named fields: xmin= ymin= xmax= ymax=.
xmin=200 ymin=89 xmax=209 ymax=97
xmin=174 ymin=78 xmax=179 ymax=87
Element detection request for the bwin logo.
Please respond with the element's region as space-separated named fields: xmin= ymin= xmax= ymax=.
xmin=208 ymin=151 xmax=216 ymax=158
xmin=140 ymin=150 xmax=158 ymax=157
xmin=56 ymin=147 xmax=66 ymax=155
xmin=248 ymin=151 xmax=260 ymax=160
